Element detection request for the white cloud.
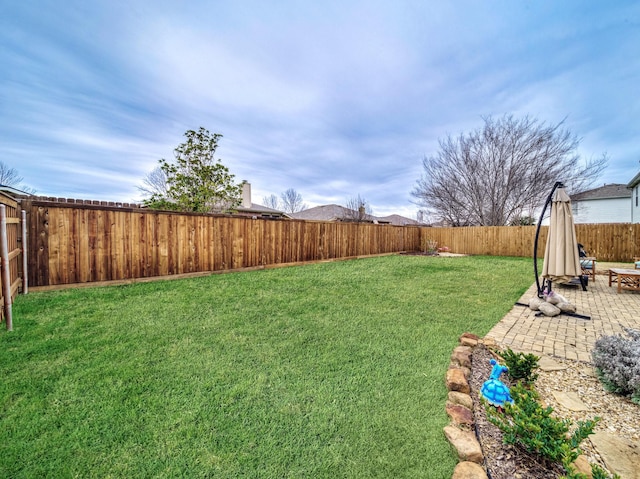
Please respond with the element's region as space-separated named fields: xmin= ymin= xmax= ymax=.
xmin=2 ymin=0 xmax=639 ymax=211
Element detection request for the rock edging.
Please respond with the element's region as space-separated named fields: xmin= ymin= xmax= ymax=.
xmin=444 ymin=332 xmax=496 ymax=479
xmin=445 ymin=334 xmax=604 ymax=479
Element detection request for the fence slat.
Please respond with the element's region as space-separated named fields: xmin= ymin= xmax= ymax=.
xmin=22 ymin=210 xmax=28 ymax=294
xmin=0 ymin=205 xmax=13 ymax=330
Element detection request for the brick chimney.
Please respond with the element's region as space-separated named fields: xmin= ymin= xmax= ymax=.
xmin=241 ymin=181 xmax=252 ymax=208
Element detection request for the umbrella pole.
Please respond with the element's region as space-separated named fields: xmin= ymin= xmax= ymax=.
xmin=534 ymin=181 xmax=563 ymax=297
xmin=579 ymin=276 xmax=587 ymax=291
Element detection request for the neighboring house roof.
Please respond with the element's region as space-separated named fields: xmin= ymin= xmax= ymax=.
xmin=376 ymin=214 xmax=421 ymax=226
xmin=291 ymin=204 xmax=357 ymax=221
xmin=291 ymin=205 xmax=420 ymax=225
xmin=569 ymin=183 xmax=631 ymax=224
xmin=236 ymin=203 xmax=291 ymax=218
xmin=627 ymin=171 xmax=640 ymax=189
xmin=570 ymin=184 xmax=631 ymax=201
xmin=236 ymin=182 xmax=289 ymax=218
xmin=0 ymin=184 xmax=33 ymax=197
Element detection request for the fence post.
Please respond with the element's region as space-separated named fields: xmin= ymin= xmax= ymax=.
xmin=0 ymin=205 xmax=13 ymax=330
xmin=22 ymin=210 xmax=28 ymax=295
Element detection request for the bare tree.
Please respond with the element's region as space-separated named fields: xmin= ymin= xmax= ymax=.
xmin=0 ymin=161 xmax=36 ymax=193
xmin=280 ymin=188 xmax=307 ymax=214
xmin=344 ymin=194 xmax=373 ymax=222
xmin=138 ymin=166 xmax=169 ymax=199
xmin=0 ymin=161 xmax=23 ymax=186
xmin=262 ymin=194 xmax=281 ymax=210
xmin=412 ymin=115 xmax=608 ymax=226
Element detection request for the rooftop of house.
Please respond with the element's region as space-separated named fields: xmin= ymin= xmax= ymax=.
xmin=570 ymin=183 xmax=631 ymax=201
xmin=0 ymin=184 xmax=33 ymax=197
xmin=236 ymin=202 xmax=290 ymax=218
xmin=291 ymin=204 xmax=358 ymax=221
xmin=291 ymin=204 xmax=419 ymax=226
xmin=237 ymin=181 xmax=289 ymax=218
xmin=627 ymin=170 xmax=640 ymax=189
xmin=376 ymin=214 xmax=421 ymax=226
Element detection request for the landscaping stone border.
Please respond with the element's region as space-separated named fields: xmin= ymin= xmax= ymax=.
xmin=444 ymin=332 xmax=497 ymax=479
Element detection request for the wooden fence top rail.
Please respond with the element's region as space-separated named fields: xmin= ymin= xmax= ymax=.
xmin=22 ymin=199 xmax=294 ymax=219
xmin=0 ymin=193 xmax=18 ymax=208
xmin=24 ymin=196 xmax=142 ymax=208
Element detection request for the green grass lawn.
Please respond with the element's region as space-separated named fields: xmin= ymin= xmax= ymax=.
xmin=1 ymin=255 xmax=533 ymax=478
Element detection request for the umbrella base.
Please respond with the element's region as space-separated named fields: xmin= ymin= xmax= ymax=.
xmin=535 ymin=310 xmax=591 ymax=320
xmin=514 ymin=302 xmax=592 ymax=320
xmin=539 ymin=275 xmax=588 ymax=297
xmin=563 ymin=275 xmax=589 ymax=289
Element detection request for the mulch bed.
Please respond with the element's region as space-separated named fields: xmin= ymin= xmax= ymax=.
xmin=469 ymin=345 xmax=565 ymax=479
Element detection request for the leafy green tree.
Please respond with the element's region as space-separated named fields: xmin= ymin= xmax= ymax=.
xmin=143 ymin=128 xmax=242 ymax=213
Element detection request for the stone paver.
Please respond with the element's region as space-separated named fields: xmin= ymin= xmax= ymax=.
xmin=486 ymin=269 xmax=640 ymax=363
xmin=591 ymin=432 xmax=640 ymax=479
xmin=537 ymin=356 xmax=567 ymax=371
xmin=551 ymin=391 xmax=588 ymax=411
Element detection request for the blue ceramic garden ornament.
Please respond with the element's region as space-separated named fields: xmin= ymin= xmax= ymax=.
xmin=481 ymin=359 xmax=513 ymax=408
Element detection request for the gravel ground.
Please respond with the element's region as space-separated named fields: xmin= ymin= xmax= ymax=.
xmin=534 ymin=356 xmax=639 ymax=469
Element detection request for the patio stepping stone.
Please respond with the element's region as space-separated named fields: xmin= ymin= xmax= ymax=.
xmin=551 ymin=391 xmax=588 ymax=411
xmin=590 ymin=431 xmax=640 ymax=479
xmin=538 ymin=356 xmax=568 ymax=371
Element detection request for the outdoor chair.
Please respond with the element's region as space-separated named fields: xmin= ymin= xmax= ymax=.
xmin=578 ymin=243 xmax=596 ymax=279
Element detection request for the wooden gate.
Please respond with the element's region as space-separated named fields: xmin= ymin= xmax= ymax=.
xmin=0 ymin=193 xmax=27 ymax=330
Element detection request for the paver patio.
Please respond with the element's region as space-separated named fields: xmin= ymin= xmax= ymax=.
xmin=486 ymin=263 xmax=640 ymax=362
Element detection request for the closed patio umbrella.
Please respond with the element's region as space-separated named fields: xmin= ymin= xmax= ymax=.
xmin=541 ymin=187 xmax=582 ymax=287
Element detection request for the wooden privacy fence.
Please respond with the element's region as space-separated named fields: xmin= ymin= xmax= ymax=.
xmin=0 ymin=193 xmax=27 ymax=330
xmin=23 ymin=198 xmax=421 ymax=288
xmin=420 ymin=224 xmax=640 ymax=263
xmin=21 ymin=197 xmax=640 ymax=288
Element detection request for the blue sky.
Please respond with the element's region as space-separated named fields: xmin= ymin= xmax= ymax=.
xmin=1 ymin=1 xmax=639 ymax=218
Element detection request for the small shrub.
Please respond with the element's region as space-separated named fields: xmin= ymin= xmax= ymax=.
xmin=591 ymin=328 xmax=640 ymax=404
xmin=422 ymin=238 xmax=438 ymax=254
xmin=501 ymin=348 xmax=540 ymax=385
xmin=559 ymin=462 xmax=621 ymax=479
xmin=486 ymin=383 xmax=599 ymax=474
xmin=589 ymin=463 xmax=621 ymax=479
